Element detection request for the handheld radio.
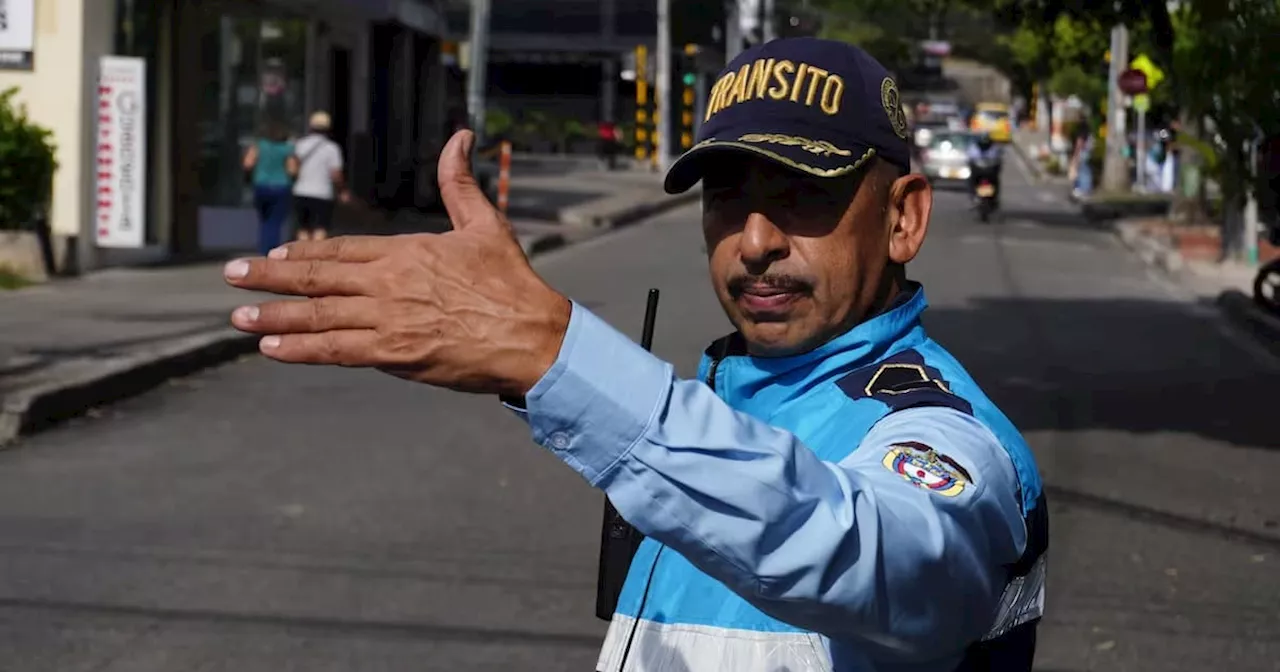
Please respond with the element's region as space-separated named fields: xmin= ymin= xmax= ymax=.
xmin=594 ymin=288 xmax=659 ymax=620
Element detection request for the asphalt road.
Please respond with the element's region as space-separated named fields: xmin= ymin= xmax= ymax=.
xmin=1 ymin=159 xmax=1278 ymax=672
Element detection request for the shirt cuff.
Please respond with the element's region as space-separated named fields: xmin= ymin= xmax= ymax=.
xmin=517 ymin=301 xmax=674 ymax=485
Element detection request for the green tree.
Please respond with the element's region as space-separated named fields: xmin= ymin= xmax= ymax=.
xmin=0 ymin=87 xmax=58 ymax=232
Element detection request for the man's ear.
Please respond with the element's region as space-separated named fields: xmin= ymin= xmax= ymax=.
xmin=885 ymin=172 xmax=932 ymax=265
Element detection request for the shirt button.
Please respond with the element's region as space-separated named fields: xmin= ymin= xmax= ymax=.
xmin=549 ymin=432 xmax=571 ymax=450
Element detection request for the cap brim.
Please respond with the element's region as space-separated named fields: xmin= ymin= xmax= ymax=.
xmin=663 ymin=134 xmax=878 ymax=195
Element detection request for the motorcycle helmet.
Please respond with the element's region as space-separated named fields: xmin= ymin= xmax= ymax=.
xmin=976 ymin=133 xmax=994 ymax=151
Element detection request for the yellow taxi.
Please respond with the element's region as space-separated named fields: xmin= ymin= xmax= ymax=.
xmin=970 ymin=103 xmax=1012 ymax=143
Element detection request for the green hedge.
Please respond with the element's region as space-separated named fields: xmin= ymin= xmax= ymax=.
xmin=0 ymin=87 xmax=57 ymax=231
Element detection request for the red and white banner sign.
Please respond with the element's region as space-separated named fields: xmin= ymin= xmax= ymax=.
xmin=95 ymin=56 xmax=147 ymax=249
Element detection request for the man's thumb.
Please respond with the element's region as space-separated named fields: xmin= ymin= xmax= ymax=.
xmin=438 ymin=130 xmax=495 ymax=231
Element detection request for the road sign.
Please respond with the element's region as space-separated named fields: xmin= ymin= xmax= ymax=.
xmin=1118 ymin=69 xmax=1148 ymax=95
xmin=1129 ymin=54 xmax=1165 ymax=90
xmin=1133 ymin=93 xmax=1151 ymax=113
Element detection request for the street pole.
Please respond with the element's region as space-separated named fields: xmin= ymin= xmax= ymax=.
xmin=1102 ymin=23 xmax=1130 ymax=193
xmin=466 ymin=0 xmax=492 ymax=148
xmin=1135 ymin=104 xmax=1146 ymax=191
xmin=656 ymin=0 xmax=672 ymax=172
xmin=763 ymin=0 xmax=776 ymax=42
xmin=1245 ymin=137 xmax=1261 ymax=264
xmin=601 ymin=0 xmax=617 ymax=123
xmin=725 ymin=0 xmax=743 ymax=63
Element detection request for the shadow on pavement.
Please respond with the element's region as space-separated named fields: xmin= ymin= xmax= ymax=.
xmin=921 ymin=296 xmax=1278 ymax=451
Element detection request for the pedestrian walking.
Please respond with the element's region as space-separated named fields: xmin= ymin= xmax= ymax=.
xmin=226 ymin=38 xmax=1046 ymax=672
xmin=597 ymin=119 xmax=620 ymax=171
xmin=241 ymin=120 xmax=295 ymax=256
xmin=1070 ymin=116 xmax=1095 ymax=199
xmin=290 ymin=111 xmax=349 ymax=242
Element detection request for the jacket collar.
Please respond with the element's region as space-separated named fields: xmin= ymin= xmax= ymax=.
xmin=702 ymin=283 xmax=929 ymax=408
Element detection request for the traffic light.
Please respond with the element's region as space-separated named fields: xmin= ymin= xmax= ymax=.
xmin=680 ymin=44 xmax=698 ymax=150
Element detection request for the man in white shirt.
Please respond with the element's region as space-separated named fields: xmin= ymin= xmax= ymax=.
xmin=290 ymin=111 xmax=349 ymax=242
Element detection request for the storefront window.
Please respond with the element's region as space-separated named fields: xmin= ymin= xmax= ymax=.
xmin=115 ymin=0 xmax=162 ymax=242
xmin=187 ymin=2 xmax=310 ymax=208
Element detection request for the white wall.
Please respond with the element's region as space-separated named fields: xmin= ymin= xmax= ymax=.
xmin=0 ymin=0 xmax=90 ymax=241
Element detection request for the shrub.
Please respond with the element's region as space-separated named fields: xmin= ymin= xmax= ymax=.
xmin=0 ymin=87 xmax=57 ymax=231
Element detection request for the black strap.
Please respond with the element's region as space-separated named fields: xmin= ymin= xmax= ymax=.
xmin=955 ymin=619 xmax=1039 ymax=672
xmin=294 ymin=138 xmax=325 ymax=168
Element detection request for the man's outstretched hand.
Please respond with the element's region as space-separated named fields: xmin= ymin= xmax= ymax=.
xmin=224 ymin=130 xmax=571 ymax=398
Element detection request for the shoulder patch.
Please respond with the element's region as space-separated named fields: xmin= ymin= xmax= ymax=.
xmin=836 ymin=349 xmax=974 ymax=415
xmin=881 ymin=441 xmax=969 ymax=497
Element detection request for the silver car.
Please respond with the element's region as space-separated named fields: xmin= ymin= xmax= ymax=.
xmin=919 ymin=130 xmax=976 ymax=188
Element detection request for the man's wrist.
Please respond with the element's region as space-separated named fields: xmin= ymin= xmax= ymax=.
xmin=509 ymin=290 xmax=572 ymax=398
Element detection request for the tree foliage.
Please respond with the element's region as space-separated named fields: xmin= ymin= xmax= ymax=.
xmin=0 ymin=88 xmax=58 ymax=231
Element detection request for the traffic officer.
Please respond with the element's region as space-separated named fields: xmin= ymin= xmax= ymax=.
xmin=224 ymin=37 xmax=1047 ymax=672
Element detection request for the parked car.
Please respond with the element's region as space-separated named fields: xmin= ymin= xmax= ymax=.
xmin=913 ymin=121 xmax=952 ymax=155
xmin=919 ymin=130 xmax=977 ymax=189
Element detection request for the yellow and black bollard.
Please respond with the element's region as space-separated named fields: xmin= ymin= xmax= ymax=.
xmin=634 ymin=44 xmax=649 ymax=162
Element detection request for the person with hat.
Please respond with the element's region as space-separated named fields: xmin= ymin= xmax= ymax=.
xmin=223 ymin=38 xmax=1046 ymax=672
xmin=288 ymin=111 xmax=350 ymax=243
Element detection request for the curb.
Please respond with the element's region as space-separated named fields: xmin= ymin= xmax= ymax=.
xmin=517 ymin=231 xmax=567 ymax=257
xmin=0 ymin=329 xmax=260 ymax=448
xmin=1216 ymin=290 xmax=1280 ymax=357
xmin=1008 ymin=138 xmax=1047 ymax=184
xmin=0 ymin=199 xmax=691 ymax=448
xmin=1113 ymin=218 xmax=1185 ymax=274
xmin=556 ymin=191 xmax=702 ymax=230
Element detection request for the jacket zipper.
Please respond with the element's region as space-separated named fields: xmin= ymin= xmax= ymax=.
xmin=616 ymin=356 xmax=724 ymax=671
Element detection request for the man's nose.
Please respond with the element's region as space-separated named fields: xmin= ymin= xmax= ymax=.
xmin=739 ymin=212 xmax=789 ymax=271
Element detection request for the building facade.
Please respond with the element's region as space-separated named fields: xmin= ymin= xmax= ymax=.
xmin=0 ymin=0 xmax=448 ymax=273
xmin=443 ymin=0 xmax=731 ymax=159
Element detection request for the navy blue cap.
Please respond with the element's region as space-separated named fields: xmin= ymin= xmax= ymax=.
xmin=664 ymin=38 xmax=912 ymax=194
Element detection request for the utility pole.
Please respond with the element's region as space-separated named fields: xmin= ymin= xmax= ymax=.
xmin=656 ymin=0 xmax=672 ymax=172
xmin=1244 ymin=136 xmax=1261 ymax=264
xmin=601 ymin=0 xmax=617 ymax=123
xmin=466 ymin=0 xmax=492 ymax=147
xmin=1102 ymin=23 xmax=1130 ymax=193
xmin=725 ymin=0 xmax=743 ymax=63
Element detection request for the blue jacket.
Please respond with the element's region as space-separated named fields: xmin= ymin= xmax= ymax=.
xmin=513 ymin=285 xmax=1047 ymax=671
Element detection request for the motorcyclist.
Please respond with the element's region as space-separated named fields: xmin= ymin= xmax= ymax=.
xmin=967 ymin=132 xmax=1003 ymax=206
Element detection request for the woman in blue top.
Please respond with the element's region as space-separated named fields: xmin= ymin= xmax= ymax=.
xmin=241 ymin=121 xmax=295 ymax=255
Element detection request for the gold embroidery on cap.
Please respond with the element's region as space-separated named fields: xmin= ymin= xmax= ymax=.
xmin=685 ymin=137 xmax=875 ymax=179
xmin=881 ymin=77 xmax=909 ymax=140
xmin=738 ymin=133 xmax=853 ymax=157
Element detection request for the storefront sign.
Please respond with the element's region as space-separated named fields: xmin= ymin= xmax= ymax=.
xmin=95 ymin=56 xmax=148 ymax=249
xmin=0 ymin=0 xmax=35 ymax=70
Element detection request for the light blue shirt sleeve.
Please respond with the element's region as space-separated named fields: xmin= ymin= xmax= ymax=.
xmin=509 ymin=304 xmax=1028 ymax=655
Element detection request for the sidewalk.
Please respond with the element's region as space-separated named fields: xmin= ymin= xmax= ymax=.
xmin=505 ymin=165 xmax=697 ymax=229
xmin=1009 ymin=127 xmax=1070 ymax=187
xmin=1114 ymin=217 xmax=1280 ymax=355
xmin=0 ymin=168 xmax=700 ymax=447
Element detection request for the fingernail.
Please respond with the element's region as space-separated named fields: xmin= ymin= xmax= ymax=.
xmin=268 ymin=246 xmax=289 ymax=260
xmin=261 ymin=335 xmax=281 ymax=350
xmin=462 ymin=131 xmax=475 ymax=157
xmin=224 ymin=260 xmax=249 ymax=279
xmin=233 ymin=306 xmax=260 ymax=324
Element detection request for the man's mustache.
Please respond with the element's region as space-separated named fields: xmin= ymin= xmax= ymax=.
xmin=727 ymin=273 xmax=814 ymax=296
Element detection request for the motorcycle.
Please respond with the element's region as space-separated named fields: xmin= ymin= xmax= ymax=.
xmin=970 ymin=157 xmax=1002 ymax=223
xmin=1255 ymin=259 xmax=1280 ymax=314
xmin=1253 ymin=226 xmax=1280 ymax=315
